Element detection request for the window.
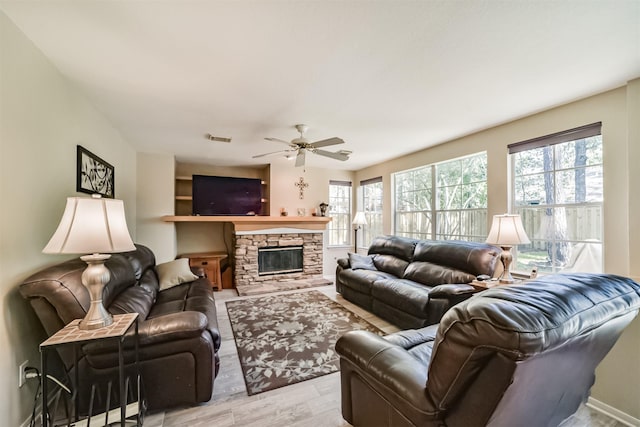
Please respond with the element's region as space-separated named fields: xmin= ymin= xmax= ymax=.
xmin=361 ymin=177 xmax=383 ymax=247
xmin=435 ymin=154 xmax=488 ymax=241
xmin=393 ymin=152 xmax=487 ymax=241
xmin=328 ymin=180 xmax=352 ymax=246
xmin=394 ymin=166 xmax=432 ymax=239
xmin=510 ymin=122 xmax=603 ymax=274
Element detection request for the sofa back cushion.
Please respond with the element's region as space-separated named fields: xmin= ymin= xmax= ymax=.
xmin=403 ymin=262 xmax=476 ymax=286
xmin=102 ymin=255 xmax=138 ymax=307
xmin=368 ymin=235 xmax=417 ymax=277
xmin=412 ymin=240 xmax=500 ymax=276
xmin=20 ymin=255 xmax=136 ymax=326
xmin=368 ymin=235 xmax=417 ymax=261
xmin=107 ymin=285 xmax=155 ymax=319
xmin=372 ymin=255 xmax=410 ymax=278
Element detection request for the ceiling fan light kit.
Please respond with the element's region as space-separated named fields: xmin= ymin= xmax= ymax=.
xmin=254 ymin=124 xmax=350 ymax=167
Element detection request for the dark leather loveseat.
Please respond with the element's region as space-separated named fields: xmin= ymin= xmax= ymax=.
xmin=336 ymin=235 xmax=501 ymax=328
xmin=20 ymin=244 xmax=220 ymax=411
xmin=336 ymin=273 xmax=640 ymax=427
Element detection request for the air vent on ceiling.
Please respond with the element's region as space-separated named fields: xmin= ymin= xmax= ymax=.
xmin=206 ymin=133 xmax=232 ymax=143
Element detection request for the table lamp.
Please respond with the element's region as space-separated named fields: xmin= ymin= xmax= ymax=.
xmin=43 ymin=194 xmax=135 ymax=330
xmin=352 ymin=211 xmax=367 ymax=253
xmin=486 ymin=214 xmax=531 ymax=284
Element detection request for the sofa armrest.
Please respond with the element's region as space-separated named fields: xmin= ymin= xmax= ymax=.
xmin=336 ymin=330 xmax=435 ymax=412
xmin=83 ymin=311 xmax=210 ymax=354
xmin=337 ymin=258 xmax=350 ymax=269
xmin=429 ymin=283 xmax=480 ymax=298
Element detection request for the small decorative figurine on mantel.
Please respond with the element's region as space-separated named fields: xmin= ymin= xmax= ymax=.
xmin=319 ymin=202 xmax=328 ymax=217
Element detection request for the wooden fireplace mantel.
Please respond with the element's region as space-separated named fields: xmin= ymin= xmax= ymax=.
xmin=161 ymin=215 xmax=331 ymax=232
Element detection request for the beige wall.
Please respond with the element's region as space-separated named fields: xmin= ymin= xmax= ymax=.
xmin=267 ymin=164 xmax=355 ymax=274
xmin=0 ymin=13 xmax=137 ymax=427
xmin=136 ymin=152 xmax=176 ymax=263
xmin=354 ymin=83 xmax=640 ymax=419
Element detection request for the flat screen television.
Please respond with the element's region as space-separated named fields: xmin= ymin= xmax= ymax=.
xmin=192 ymin=175 xmax=263 ymax=216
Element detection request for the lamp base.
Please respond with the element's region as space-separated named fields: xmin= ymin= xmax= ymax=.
xmin=79 ymin=254 xmax=113 ymax=330
xmin=497 ymin=246 xmax=516 ymax=285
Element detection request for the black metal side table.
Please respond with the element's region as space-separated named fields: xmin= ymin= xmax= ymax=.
xmin=40 ymin=313 xmax=143 ymax=426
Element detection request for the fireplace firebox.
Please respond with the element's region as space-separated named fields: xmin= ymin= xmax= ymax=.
xmin=258 ymin=245 xmax=303 ymax=276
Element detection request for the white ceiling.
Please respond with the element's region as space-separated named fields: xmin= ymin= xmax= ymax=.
xmin=2 ymin=1 xmax=639 ymax=170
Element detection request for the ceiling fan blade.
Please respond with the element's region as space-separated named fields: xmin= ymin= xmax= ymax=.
xmin=295 ymin=150 xmax=306 ymax=167
xmin=252 ymin=150 xmax=288 ymax=159
xmin=309 ymin=137 xmax=344 ymax=148
xmin=314 ymin=149 xmax=350 ymax=161
xmin=265 ymin=137 xmax=293 ymax=146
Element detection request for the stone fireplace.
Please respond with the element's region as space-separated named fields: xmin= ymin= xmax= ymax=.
xmin=233 ymin=230 xmax=324 ymax=286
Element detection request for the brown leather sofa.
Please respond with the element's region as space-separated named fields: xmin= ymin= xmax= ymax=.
xmin=336 ymin=235 xmax=501 ymax=328
xmin=20 ymin=244 xmax=220 ymax=411
xmin=336 ymin=273 xmax=640 ymax=427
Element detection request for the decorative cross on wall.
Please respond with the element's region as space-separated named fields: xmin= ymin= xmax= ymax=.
xmin=295 ymin=176 xmax=309 ymax=199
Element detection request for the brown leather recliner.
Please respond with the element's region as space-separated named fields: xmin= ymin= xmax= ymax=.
xmin=336 ymin=273 xmax=640 ymax=427
xmin=20 ymin=244 xmax=220 ymax=411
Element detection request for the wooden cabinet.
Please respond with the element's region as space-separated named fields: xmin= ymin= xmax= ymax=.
xmin=179 ymin=252 xmax=231 ymax=291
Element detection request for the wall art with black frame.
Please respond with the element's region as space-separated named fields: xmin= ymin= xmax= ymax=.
xmin=76 ymin=145 xmax=114 ymax=198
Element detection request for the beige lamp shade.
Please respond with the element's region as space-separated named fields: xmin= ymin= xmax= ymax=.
xmin=486 ymin=214 xmax=531 ymax=246
xmin=43 ymin=195 xmax=135 ymax=254
xmin=352 ymin=211 xmax=368 ymax=226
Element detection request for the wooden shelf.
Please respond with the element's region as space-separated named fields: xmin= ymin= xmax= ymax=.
xmin=161 ymin=215 xmax=331 ymax=232
xmin=175 ymin=196 xmax=192 ymax=201
xmin=176 ymin=175 xmax=193 ymax=181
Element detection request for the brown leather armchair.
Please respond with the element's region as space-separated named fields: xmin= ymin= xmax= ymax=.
xmin=336 ymin=273 xmax=640 ymax=427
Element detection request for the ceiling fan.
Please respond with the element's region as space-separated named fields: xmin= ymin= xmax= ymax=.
xmin=253 ymin=124 xmax=350 ymax=167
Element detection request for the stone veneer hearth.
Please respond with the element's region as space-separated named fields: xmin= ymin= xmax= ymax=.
xmin=234 ymin=231 xmax=324 ymax=286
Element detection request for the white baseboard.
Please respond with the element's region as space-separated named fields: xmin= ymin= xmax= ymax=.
xmin=587 ymin=397 xmax=640 ymax=426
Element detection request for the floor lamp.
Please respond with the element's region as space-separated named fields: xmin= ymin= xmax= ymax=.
xmin=43 ymin=194 xmax=135 ymax=330
xmin=352 ymin=211 xmax=367 ymax=253
xmin=486 ymin=214 xmax=531 ymax=284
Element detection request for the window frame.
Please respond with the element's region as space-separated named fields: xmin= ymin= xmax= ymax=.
xmin=327 ymin=180 xmax=352 ymax=247
xmin=509 ymin=122 xmax=604 ymax=274
xmin=360 ymin=177 xmax=383 ymax=248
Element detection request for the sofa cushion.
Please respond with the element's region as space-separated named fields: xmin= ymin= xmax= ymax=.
xmin=138 ymin=268 xmax=159 ymax=298
xmin=373 ymin=254 xmax=410 ymax=277
xmin=349 ymin=253 xmax=376 ymax=270
xmin=102 ymin=255 xmax=138 ymax=307
xmin=413 ymin=240 xmax=500 ymax=276
xmin=403 ymin=261 xmax=476 ymax=286
xmin=156 ymin=258 xmax=199 ymax=290
xmin=107 ymin=285 xmax=155 ymax=319
xmin=371 ymin=278 xmax=432 ymax=317
xmin=384 ymin=325 xmax=438 ymax=365
xmin=121 ymin=244 xmax=156 ymax=281
xmin=368 ymin=235 xmax=417 ymax=261
xmin=338 ymin=268 xmax=397 ymax=295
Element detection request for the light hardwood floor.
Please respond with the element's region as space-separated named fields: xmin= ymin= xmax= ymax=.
xmin=143 ymin=286 xmax=627 ymax=427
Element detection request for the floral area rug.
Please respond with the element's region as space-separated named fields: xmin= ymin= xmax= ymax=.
xmin=226 ymin=290 xmax=384 ymax=395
